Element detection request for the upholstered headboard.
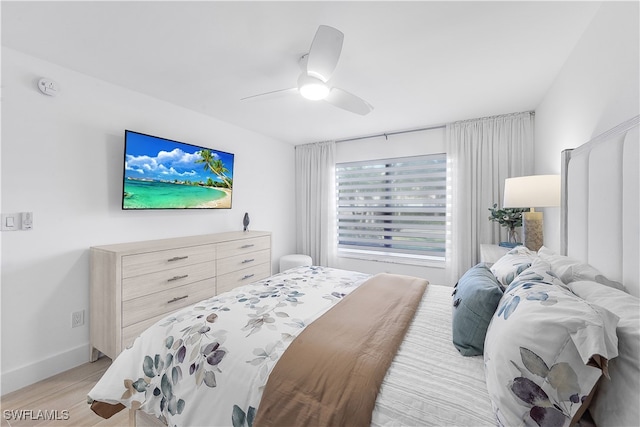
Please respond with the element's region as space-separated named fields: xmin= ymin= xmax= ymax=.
xmin=561 ymin=115 xmax=640 ymax=297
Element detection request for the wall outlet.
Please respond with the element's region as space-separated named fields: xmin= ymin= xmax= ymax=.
xmin=71 ymin=310 xmax=85 ymax=328
xmin=21 ymin=212 xmax=33 ymax=230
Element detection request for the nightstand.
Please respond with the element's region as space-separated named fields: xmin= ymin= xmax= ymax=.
xmin=480 ymin=244 xmax=510 ymax=264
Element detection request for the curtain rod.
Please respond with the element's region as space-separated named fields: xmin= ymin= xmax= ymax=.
xmin=333 ymin=111 xmax=535 ymax=144
xmin=335 ymin=124 xmax=446 ymax=144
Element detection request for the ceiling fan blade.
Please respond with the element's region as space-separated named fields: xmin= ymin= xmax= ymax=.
xmin=325 ymin=87 xmax=374 ymax=116
xmin=240 ymin=88 xmax=297 ymax=101
xmin=306 ymin=25 xmax=344 ymax=82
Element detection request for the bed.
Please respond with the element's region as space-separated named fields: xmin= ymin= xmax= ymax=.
xmin=88 ymin=115 xmax=639 ymax=427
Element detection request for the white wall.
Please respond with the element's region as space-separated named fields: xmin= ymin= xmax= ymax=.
xmin=0 ymin=48 xmax=296 ymax=394
xmin=534 ymin=2 xmax=640 ymax=252
xmin=333 ymin=128 xmax=447 ymax=285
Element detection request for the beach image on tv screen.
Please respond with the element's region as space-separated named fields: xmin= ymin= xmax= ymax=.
xmin=123 ymin=131 xmax=234 ymax=209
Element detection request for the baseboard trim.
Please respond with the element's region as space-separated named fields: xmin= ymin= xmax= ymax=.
xmin=1 ymin=344 xmax=90 ymax=395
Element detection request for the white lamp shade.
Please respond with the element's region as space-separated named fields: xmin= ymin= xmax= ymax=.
xmin=503 ymin=175 xmax=561 ymax=208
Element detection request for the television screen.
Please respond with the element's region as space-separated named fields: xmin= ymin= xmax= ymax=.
xmin=122 ymin=130 xmax=234 ymax=209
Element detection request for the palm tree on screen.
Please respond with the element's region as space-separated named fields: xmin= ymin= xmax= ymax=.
xmin=196 ymin=150 xmax=232 ymax=189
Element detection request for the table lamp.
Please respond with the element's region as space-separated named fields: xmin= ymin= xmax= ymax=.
xmin=503 ymin=175 xmax=561 ymax=251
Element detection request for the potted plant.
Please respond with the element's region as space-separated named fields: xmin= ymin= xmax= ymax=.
xmin=488 ymin=204 xmax=529 ymax=248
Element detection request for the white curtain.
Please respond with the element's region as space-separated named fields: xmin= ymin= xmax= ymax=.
xmin=446 ymin=112 xmax=534 ymax=284
xmin=295 ymin=141 xmax=336 ymax=266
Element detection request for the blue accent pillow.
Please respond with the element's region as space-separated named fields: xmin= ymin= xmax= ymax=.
xmin=452 ymin=263 xmax=504 ymax=356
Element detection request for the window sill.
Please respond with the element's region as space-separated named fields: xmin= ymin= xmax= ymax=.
xmin=337 ymin=252 xmax=445 ymax=269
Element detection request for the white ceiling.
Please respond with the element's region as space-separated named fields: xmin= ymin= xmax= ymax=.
xmin=1 ymin=1 xmax=602 ymax=145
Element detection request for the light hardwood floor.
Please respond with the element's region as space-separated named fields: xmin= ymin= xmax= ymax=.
xmin=1 ymin=358 xmax=129 ymax=427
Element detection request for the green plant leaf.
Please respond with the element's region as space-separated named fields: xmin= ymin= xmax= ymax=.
xmin=167 ymin=395 xmax=178 ymax=415
xmin=189 ymin=342 xmax=200 ymax=363
xmin=520 ymin=347 xmax=550 ymax=378
xmin=195 ymin=364 xmax=204 ymax=386
xmin=132 ymin=378 xmax=148 ymax=393
xmin=548 ymin=362 xmax=580 ymax=401
xmin=161 ymin=374 xmax=173 ymax=399
xmin=143 ymin=356 xmax=155 ymax=378
xmin=172 ymin=338 xmax=183 ymax=350
xmin=171 ymin=366 xmax=182 ymax=385
xmin=232 ymin=405 xmax=246 ymax=427
xmin=203 ymin=370 xmax=217 ymax=388
xmin=247 ymin=406 xmax=256 ymax=427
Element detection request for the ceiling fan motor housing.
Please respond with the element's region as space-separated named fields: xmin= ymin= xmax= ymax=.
xmin=297 ymin=73 xmax=329 ymax=100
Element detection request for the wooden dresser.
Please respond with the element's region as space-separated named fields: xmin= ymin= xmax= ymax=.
xmin=89 ymin=230 xmax=271 ymax=361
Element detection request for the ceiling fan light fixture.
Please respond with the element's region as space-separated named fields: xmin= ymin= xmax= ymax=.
xmin=242 ymin=26 xmax=373 ymax=114
xmin=297 ymin=74 xmax=329 ymax=100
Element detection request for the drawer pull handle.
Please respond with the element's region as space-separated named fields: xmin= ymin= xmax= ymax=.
xmin=168 ymin=295 xmax=188 ymax=304
xmin=241 ymin=258 xmax=255 ymax=264
xmin=168 ymin=256 xmax=189 ymax=262
xmin=168 ymin=274 xmax=189 ymax=282
xmin=241 ymin=244 xmax=255 ymax=249
xmin=242 ymin=274 xmax=255 ymax=280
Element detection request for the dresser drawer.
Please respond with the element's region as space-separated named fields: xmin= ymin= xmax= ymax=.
xmin=122 ymin=315 xmax=165 ymax=350
xmin=217 ymin=236 xmax=270 ymax=259
xmin=122 ymin=261 xmax=216 ymax=301
xmin=217 ymin=263 xmax=271 ymax=294
xmin=122 ymin=278 xmax=216 ymax=327
xmin=122 ymin=244 xmax=216 ymax=278
xmin=216 ymin=249 xmax=270 ymax=276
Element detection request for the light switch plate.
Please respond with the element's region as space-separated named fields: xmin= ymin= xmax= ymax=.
xmin=2 ymin=213 xmax=20 ymax=231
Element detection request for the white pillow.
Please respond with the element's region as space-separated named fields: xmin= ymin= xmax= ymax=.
xmin=490 ymin=246 xmax=538 ymax=289
xmin=485 ymin=262 xmax=620 ymax=426
xmin=537 ymin=246 xmax=626 ymax=292
xmin=566 ymin=280 xmax=640 ymax=427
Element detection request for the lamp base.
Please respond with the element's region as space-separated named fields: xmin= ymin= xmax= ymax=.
xmin=499 ymin=242 xmax=522 ymax=248
xmin=522 ymin=211 xmax=543 ymax=252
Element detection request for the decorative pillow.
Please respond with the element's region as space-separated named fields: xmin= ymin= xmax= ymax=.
xmin=566 ymin=281 xmax=640 ymax=427
xmin=490 ymin=245 xmax=538 ymax=289
xmin=451 ymin=263 xmax=504 ymax=356
xmin=484 ymin=261 xmax=620 ymax=427
xmin=537 ymin=246 xmax=626 ymax=292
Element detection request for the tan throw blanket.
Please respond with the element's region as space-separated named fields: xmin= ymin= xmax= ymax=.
xmin=254 ymin=273 xmax=428 ymax=427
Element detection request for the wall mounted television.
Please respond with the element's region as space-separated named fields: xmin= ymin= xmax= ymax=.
xmin=122 ymin=130 xmax=234 ymax=209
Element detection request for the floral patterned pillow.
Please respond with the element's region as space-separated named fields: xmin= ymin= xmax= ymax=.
xmin=484 ymin=261 xmax=620 ymax=427
xmin=537 ymin=246 xmax=626 ymax=292
xmin=566 ymin=280 xmax=640 ymax=427
xmin=489 ymin=245 xmax=538 ymax=289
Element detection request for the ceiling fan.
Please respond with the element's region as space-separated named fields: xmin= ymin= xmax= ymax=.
xmin=242 ymin=25 xmax=374 ymax=116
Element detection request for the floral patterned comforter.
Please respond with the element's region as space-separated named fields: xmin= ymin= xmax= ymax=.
xmin=88 ymin=266 xmax=370 ymax=427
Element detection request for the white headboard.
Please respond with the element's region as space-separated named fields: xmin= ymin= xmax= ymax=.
xmin=561 ymin=115 xmax=640 ymax=297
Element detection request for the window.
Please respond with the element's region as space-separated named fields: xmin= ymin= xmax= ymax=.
xmin=335 ymin=154 xmax=447 ymax=263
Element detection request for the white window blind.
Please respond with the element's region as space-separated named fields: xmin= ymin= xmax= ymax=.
xmin=336 ymin=154 xmax=447 ymax=262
